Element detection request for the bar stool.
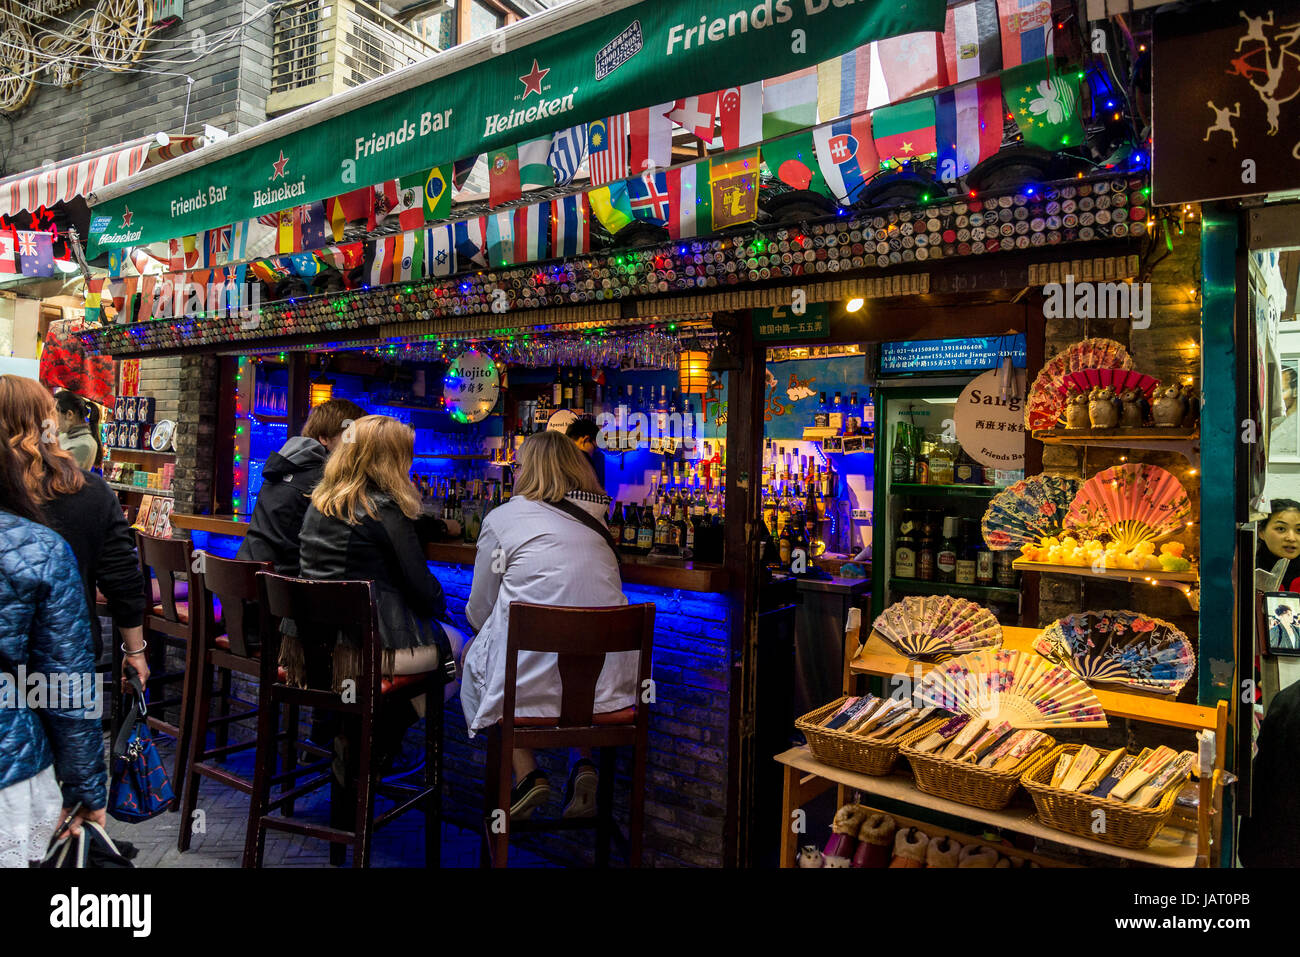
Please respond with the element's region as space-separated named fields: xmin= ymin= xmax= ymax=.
xmin=133 ymin=531 xmax=203 ymax=795
xmin=243 ymin=573 xmax=447 ymax=868
xmin=178 ymin=555 xmax=328 ymax=851
xmin=481 ymin=602 xmax=655 ymax=869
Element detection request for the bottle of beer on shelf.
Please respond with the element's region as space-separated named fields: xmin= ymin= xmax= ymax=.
xmin=954 ymin=445 xmax=977 ymax=485
xmin=976 ymin=533 xmax=995 ymax=585
xmin=917 ymin=510 xmax=937 ymax=582
xmin=890 ymin=425 xmax=910 ymax=484
xmin=608 ymin=501 xmax=624 ymax=545
xmin=936 ymin=516 xmax=959 ymax=583
xmin=552 ymin=369 xmax=564 ymax=408
xmin=915 ymin=433 xmax=931 ymax=485
xmin=621 ymin=504 xmax=639 ymax=552
xmin=955 ymin=519 xmax=977 ymax=585
xmin=636 ymin=504 xmax=655 ymax=553
xmin=894 ymin=509 xmax=918 ymax=579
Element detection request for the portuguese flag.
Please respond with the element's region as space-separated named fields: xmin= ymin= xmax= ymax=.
xmin=872 ymin=98 xmax=938 ymax=165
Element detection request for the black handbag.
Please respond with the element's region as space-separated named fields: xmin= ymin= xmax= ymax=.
xmin=40 ymin=805 xmax=134 ymax=869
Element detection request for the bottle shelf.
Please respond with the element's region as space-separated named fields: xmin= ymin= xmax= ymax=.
xmin=889 ymin=482 xmax=1009 ymax=499
xmin=887 ymin=577 xmax=1020 ymax=603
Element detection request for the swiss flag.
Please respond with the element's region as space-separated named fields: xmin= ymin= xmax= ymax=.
xmin=669 ymin=93 xmax=718 ymax=141
xmin=719 ymin=83 xmax=763 ymax=151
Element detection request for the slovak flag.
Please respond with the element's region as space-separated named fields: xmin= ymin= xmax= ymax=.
xmin=813 ymin=117 xmax=879 ymax=203
xmin=626 ymin=170 xmax=671 ymax=225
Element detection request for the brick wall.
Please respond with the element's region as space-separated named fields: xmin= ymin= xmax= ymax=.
xmin=174 ymin=355 xmax=220 ymax=516
xmin=3 ymin=2 xmax=271 ymax=175
xmin=134 ymin=356 xmax=183 ymax=422
xmin=430 ymin=562 xmax=732 ymax=867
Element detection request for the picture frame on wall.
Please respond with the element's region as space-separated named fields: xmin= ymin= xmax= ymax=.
xmin=1263 ymin=592 xmax=1300 ymax=657
xmin=1270 ymin=354 xmax=1300 ymax=462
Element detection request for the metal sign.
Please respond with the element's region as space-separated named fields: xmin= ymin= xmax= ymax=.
xmin=753 ymin=302 xmax=831 ymax=341
xmin=880 ymin=334 xmax=1027 ymax=374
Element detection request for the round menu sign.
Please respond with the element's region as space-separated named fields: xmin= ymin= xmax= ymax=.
xmin=545 ymin=408 xmax=578 ymax=433
xmin=953 ymin=370 xmax=1027 ymax=470
xmin=443 ymin=349 xmax=500 ymax=424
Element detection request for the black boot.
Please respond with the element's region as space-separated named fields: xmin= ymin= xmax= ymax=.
xmin=374 ymin=697 xmax=421 ymax=779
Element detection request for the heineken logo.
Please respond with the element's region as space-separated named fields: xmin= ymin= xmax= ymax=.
xmin=519 ymin=59 xmax=549 ymax=99
xmin=121 ymin=206 xmax=133 ymax=227
xmin=253 ymin=176 xmax=307 ymax=209
xmin=482 ymin=88 xmax=577 ymax=137
xmin=271 ymin=150 xmax=290 ymax=180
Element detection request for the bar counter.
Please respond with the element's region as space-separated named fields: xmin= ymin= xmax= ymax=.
xmin=170 ymin=513 xmax=729 ymax=592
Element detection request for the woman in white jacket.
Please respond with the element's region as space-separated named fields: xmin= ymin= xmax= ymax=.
xmin=461 ymin=430 xmax=635 ymax=819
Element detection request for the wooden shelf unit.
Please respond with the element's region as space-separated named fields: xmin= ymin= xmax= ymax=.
xmin=1032 ymin=428 xmax=1199 ymax=464
xmin=1012 ymin=559 xmax=1199 ymax=607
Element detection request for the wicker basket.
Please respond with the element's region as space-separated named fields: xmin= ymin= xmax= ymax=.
xmin=902 ymin=734 xmax=1056 ymax=811
xmin=1022 ymin=744 xmax=1181 ymax=850
xmin=796 ymin=697 xmax=944 ymax=777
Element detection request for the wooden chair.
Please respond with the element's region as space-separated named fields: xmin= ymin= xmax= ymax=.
xmin=243 ymin=573 xmax=446 ymax=868
xmin=481 ymin=602 xmax=655 ymax=868
xmin=133 ymin=531 xmax=202 ymax=796
xmin=178 ymin=555 xmax=328 ymax=851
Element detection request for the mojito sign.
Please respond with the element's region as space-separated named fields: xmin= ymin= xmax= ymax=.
xmin=88 ymin=0 xmax=946 ymax=254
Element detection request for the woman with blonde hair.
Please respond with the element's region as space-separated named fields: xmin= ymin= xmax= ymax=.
xmin=464 ymin=429 xmax=634 ymax=819
xmin=296 ymin=415 xmax=463 ymax=774
xmin=0 ymin=375 xmax=145 ymax=689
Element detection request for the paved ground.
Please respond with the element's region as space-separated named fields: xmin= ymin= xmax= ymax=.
xmin=109 ymin=732 xmax=558 ymax=869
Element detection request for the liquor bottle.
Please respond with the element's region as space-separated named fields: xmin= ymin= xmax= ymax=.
xmin=976 ymin=536 xmax=995 ymax=585
xmin=846 ymin=391 xmax=861 ymax=436
xmin=607 ymin=502 xmax=623 ymax=543
xmin=894 ymin=509 xmax=918 ymax=579
xmin=955 ymin=519 xmax=977 ymax=586
xmin=552 ymin=369 xmax=563 ymax=408
xmin=828 ymin=391 xmax=844 ymax=432
xmin=917 ymin=511 xmax=936 ymax=582
xmin=563 ymin=370 xmax=574 ymax=409
xmin=936 ymin=516 xmax=959 ymax=583
xmin=621 ymin=504 xmax=639 ymax=552
xmin=778 ymin=521 xmax=793 ymax=567
xmin=814 ymin=392 xmax=830 ymax=429
xmin=654 ymin=499 xmax=676 ymax=555
xmin=864 ymin=395 xmax=875 ymax=437
xmin=916 ymin=434 xmax=931 ymax=485
xmin=671 ymin=491 xmax=688 ymax=551
xmin=636 ymin=505 xmax=655 ymax=553
xmin=574 ymin=372 xmax=585 ymax=412
xmin=954 ymin=446 xmax=977 ymax=485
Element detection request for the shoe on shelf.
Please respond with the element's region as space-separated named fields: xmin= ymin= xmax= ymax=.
xmin=562 ymin=758 xmax=598 ymax=818
xmin=510 ymin=769 xmax=553 ymax=819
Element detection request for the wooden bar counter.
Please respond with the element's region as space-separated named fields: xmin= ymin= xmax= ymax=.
xmin=170 ymin=513 xmax=730 ymax=593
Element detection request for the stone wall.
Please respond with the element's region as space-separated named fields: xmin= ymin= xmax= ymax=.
xmin=174 ymin=355 xmax=221 ymax=516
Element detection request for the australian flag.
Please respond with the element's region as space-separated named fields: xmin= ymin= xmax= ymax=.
xmin=548 ymin=124 xmax=589 ymax=187
xmin=17 ymin=230 xmax=54 ymax=277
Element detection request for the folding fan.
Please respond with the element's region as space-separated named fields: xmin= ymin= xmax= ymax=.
xmin=913 ymin=649 xmax=1109 ymax=728
xmin=981 ymin=474 xmax=1082 ymax=550
xmin=1063 ymin=463 xmax=1192 ymax=551
xmin=871 ymin=596 xmax=1003 ymax=660
xmin=1034 ymin=610 xmax=1195 ymax=695
xmin=1061 ymin=368 xmax=1160 ymax=399
xmin=1024 ymin=338 xmax=1133 ymax=431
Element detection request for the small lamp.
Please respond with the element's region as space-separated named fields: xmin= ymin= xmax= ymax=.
xmin=309 ymin=377 xmax=334 ymax=408
xmin=679 ymin=349 xmax=709 ymax=394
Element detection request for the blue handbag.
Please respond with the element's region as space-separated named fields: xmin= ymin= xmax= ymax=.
xmin=108 ymin=667 xmax=175 ymax=822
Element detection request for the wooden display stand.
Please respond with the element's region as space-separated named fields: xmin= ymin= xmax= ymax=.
xmin=776 ymin=614 xmax=1229 ymax=868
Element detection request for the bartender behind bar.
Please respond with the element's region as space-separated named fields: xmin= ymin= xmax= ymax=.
xmin=566 ymin=416 xmax=606 ymax=490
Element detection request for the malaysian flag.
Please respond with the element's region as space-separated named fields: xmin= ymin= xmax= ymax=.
xmin=587 ymin=114 xmax=629 ymax=186
xmin=17 ymin=230 xmax=54 ymax=277
xmin=548 ymin=124 xmax=589 ymax=186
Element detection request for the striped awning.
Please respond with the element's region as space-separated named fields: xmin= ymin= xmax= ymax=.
xmin=0 ymin=133 xmax=201 ymax=220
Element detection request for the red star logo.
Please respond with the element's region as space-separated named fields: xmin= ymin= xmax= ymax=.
xmin=271 ymin=150 xmax=289 ymax=180
xmin=121 ymin=206 xmax=133 ymax=227
xmin=519 ymin=59 xmax=549 ymax=99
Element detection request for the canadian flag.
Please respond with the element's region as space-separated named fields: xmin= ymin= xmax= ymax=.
xmin=0 ymin=229 xmax=16 ymax=272
xmin=668 ymin=93 xmax=718 ymax=141
xmin=718 ymin=83 xmax=763 ymax=151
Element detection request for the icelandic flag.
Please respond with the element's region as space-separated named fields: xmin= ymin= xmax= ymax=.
xmin=550 ymin=195 xmax=591 ymax=257
xmin=548 ymin=124 xmax=589 ymax=186
xmin=454 ymin=217 xmax=487 ymax=267
xmin=813 ymin=116 xmax=879 ymax=202
xmin=512 ymin=204 xmax=549 ymax=263
xmin=996 ymin=0 xmax=1052 ymax=68
xmin=935 ymin=78 xmax=1004 ymax=182
xmin=426 ymin=225 xmax=457 ymax=278
xmin=626 ymin=170 xmax=671 ymax=225
xmin=485 ymin=212 xmax=514 ymax=267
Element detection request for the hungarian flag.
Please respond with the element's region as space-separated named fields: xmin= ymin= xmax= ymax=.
xmin=817 ymin=47 xmax=873 ymax=126
xmin=814 ymin=116 xmax=878 ymax=202
xmin=875 ymin=34 xmax=946 ymax=102
xmin=0 ymin=228 xmax=19 ymax=272
xmin=762 ymin=68 xmax=819 ymax=139
xmin=487 ymin=145 xmax=522 ymax=207
xmin=550 ymin=194 xmax=591 ymax=257
xmin=425 ymin=225 xmax=457 ymax=277
xmin=872 ymin=98 xmax=938 ymax=164
xmin=589 ymin=182 xmax=635 ymax=235
xmin=17 ymin=230 xmax=54 ymax=277
xmin=513 ymin=203 xmax=549 ymax=263
xmin=454 ymin=217 xmax=487 ymax=267
xmin=626 ymin=170 xmax=671 ymax=225
xmin=943 ymin=0 xmax=1002 ymax=84
xmin=485 ymin=211 xmax=515 ymax=267
xmin=518 ymin=135 xmax=556 ymax=189
xmin=1003 ymin=57 xmax=1083 ymax=148
xmin=396 ymin=229 xmax=424 ymax=281
xmin=421 ymin=164 xmax=452 ymax=221
xmin=996 ymin=0 xmax=1053 ymax=67
xmin=763 ymin=130 xmax=826 ymax=193
xmin=668 ymin=93 xmax=717 ymax=141
xmin=300 ymin=200 xmax=330 ymax=251
xmin=548 ymin=124 xmax=589 ymax=186
xmin=629 ymin=102 xmax=675 ymax=173
xmin=276 ymin=208 xmax=301 ymax=255
xmin=709 ymin=149 xmax=760 ymax=230
xmin=666 ymin=161 xmax=710 ymax=240
xmin=326 ymin=187 xmax=376 ymax=240
xmin=719 ymin=83 xmax=763 ymax=151
xmin=936 ymin=78 xmax=1004 ymax=181
xmin=587 ymin=115 xmax=629 ymax=186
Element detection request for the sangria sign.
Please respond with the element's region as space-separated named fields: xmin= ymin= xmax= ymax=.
xmin=953 ymin=370 xmax=1027 ymax=469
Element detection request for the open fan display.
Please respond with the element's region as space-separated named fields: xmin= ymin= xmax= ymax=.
xmin=914 ymin=649 xmax=1109 ymax=728
xmin=1033 ymin=611 xmax=1195 ymax=696
xmin=1063 ymin=463 xmax=1192 ymax=552
xmin=871 ymin=596 xmax=1003 ymax=660
xmin=981 ymin=474 xmax=1082 ymax=550
xmin=1025 ymin=338 xmax=1133 ymax=431
xmin=1060 ymin=368 xmax=1160 ymax=400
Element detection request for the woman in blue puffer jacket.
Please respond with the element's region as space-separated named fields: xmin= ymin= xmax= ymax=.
xmin=0 ymin=431 xmax=105 ymax=867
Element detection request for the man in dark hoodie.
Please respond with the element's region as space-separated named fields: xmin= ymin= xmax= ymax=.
xmin=237 ymin=398 xmax=366 ymax=574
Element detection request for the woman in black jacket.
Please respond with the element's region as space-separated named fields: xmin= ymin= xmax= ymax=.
xmin=0 ymin=376 xmax=147 ymax=689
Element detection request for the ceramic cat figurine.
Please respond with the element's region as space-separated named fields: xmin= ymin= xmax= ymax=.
xmin=1064 ymin=389 xmax=1091 ymax=429
xmin=1119 ymin=387 xmax=1144 ymax=427
xmin=1088 ymin=385 xmax=1119 ymax=428
xmin=1151 ymin=384 xmax=1186 ymax=427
